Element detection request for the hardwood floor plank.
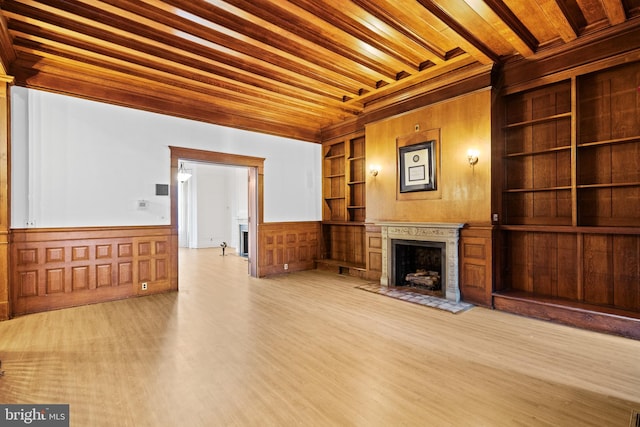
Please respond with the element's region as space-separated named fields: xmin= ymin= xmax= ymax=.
xmin=0 ymin=248 xmax=638 ymax=426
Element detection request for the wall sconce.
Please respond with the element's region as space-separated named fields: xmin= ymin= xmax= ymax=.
xmin=177 ymin=162 xmax=192 ymax=182
xmin=467 ymin=149 xmax=479 ymax=167
xmin=369 ymin=165 xmax=380 ymax=177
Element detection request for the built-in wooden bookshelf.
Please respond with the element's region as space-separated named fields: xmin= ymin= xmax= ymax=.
xmin=503 ymin=81 xmax=573 ymax=226
xmin=320 ymin=132 xmax=367 ymax=275
xmin=322 ymin=133 xmax=366 ymax=224
xmin=497 ymin=61 xmax=640 ymax=336
xmin=322 ymin=141 xmax=346 ymax=222
xmin=347 ymin=136 xmax=366 ymax=222
xmin=577 ymin=63 xmax=640 ymax=227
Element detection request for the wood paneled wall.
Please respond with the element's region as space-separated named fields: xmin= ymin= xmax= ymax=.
xmin=10 ymin=226 xmax=176 ymax=316
xmin=258 ymin=222 xmax=321 ymax=276
xmin=502 ymin=229 xmax=640 ymax=312
xmin=365 ymin=88 xmax=493 ymax=224
xmin=459 ymin=225 xmax=494 ymax=307
xmin=365 ymin=223 xmax=382 ymax=281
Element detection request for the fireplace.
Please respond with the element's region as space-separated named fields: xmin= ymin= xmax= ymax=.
xmin=239 ymin=223 xmax=248 ymax=257
xmin=378 ymin=222 xmax=464 ymax=302
xmin=392 ymin=240 xmax=445 ymax=296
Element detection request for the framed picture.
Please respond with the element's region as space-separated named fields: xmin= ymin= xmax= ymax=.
xmin=399 ymin=140 xmax=436 ymax=193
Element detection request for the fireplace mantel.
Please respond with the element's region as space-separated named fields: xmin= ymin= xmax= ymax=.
xmin=377 ymin=222 xmax=465 ymax=302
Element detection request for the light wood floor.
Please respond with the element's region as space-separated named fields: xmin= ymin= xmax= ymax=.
xmin=0 ymin=248 xmax=639 ymax=426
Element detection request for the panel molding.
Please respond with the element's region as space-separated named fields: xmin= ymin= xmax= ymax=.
xmin=459 ymin=225 xmax=495 ymax=307
xmin=10 ymin=226 xmax=176 ymax=316
xmin=258 ymin=222 xmax=321 ymax=276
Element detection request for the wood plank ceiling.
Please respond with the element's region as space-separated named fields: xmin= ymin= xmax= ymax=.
xmin=0 ymin=0 xmax=639 ymax=142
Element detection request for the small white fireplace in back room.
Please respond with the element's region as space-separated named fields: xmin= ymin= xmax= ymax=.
xmin=378 ymin=222 xmax=465 ymax=302
xmin=239 ymin=223 xmax=248 ymax=257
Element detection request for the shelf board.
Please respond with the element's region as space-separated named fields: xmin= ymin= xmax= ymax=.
xmin=324 ymin=196 xmax=345 ymax=200
xmin=325 ymin=173 xmax=345 ymax=178
xmin=347 ymin=206 xmax=365 ymax=209
xmin=577 ymin=182 xmax=640 ymax=189
xmin=348 ymin=156 xmax=365 ymax=161
xmin=578 ymin=135 xmax=640 ymax=148
xmin=325 ymin=154 xmax=344 ymax=160
xmin=504 ymin=186 xmax=571 ymax=193
xmin=505 ymin=112 xmax=572 ymax=129
xmin=504 ymin=145 xmax=571 ymax=157
xmin=500 ymin=224 xmax=640 ymax=234
xmin=348 ymin=180 xmax=365 ymax=185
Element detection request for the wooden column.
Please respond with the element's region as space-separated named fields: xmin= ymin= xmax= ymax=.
xmin=0 ymin=76 xmax=13 ymax=320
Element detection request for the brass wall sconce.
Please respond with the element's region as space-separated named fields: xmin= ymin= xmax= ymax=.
xmin=467 ymin=149 xmax=479 ymax=167
xmin=369 ymin=165 xmax=380 ymax=176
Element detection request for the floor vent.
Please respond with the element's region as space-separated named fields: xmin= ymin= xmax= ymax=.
xmin=631 ymin=410 xmax=640 ymax=427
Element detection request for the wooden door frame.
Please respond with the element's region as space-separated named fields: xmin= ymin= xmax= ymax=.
xmin=169 ymin=147 xmax=264 ymax=278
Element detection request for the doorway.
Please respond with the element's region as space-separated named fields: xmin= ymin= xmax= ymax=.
xmin=177 ymin=161 xmax=248 ymax=253
xmin=170 ymin=147 xmax=265 ymax=278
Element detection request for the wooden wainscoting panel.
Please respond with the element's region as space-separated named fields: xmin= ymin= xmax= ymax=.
xmin=258 ymin=222 xmax=321 ymax=276
xmin=135 ymin=235 xmax=172 ymax=294
xmin=460 ymin=225 xmax=494 ymax=307
xmin=72 ymin=246 xmax=90 ymax=261
xmin=11 ymin=226 xmax=175 ymax=316
xmin=46 ymin=268 xmax=65 ymax=293
xmin=19 ymin=271 xmax=37 ymax=297
xmin=46 ymin=247 xmax=64 ymax=263
xmin=17 ymin=248 xmax=37 ymax=265
xmin=119 ymin=262 xmax=133 ymax=285
xmin=118 ymin=243 xmax=133 ymax=257
xmin=96 ymin=264 xmax=112 ymax=287
xmin=365 ymin=224 xmax=382 ymax=281
xmin=72 ymin=266 xmax=89 ymax=290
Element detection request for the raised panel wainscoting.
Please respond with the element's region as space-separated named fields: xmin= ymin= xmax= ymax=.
xmin=258 ymin=222 xmax=321 ymax=276
xmin=459 ymin=225 xmax=495 ymax=307
xmin=10 ymin=226 xmax=177 ymax=316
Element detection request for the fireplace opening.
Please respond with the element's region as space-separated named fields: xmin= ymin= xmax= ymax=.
xmin=392 ymin=240 xmax=445 ymax=296
xmin=239 ymin=224 xmax=248 ymax=257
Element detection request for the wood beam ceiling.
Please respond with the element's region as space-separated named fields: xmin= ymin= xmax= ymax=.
xmin=0 ymin=0 xmax=636 ymax=142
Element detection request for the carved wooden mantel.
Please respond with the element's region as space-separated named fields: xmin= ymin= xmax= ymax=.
xmin=378 ymin=222 xmax=465 ymax=302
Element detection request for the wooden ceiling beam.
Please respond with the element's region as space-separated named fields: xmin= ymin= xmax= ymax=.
xmin=0 ymin=13 xmax=16 ymax=75
xmin=6 ymin=21 xmax=350 ymax=112
xmin=221 ymin=0 xmax=402 ymax=83
xmin=473 ymin=0 xmax=539 ymax=57
xmin=3 ymin=4 xmax=365 ymax=104
xmin=10 ymin=34 xmax=357 ymax=125
xmin=285 ymin=0 xmax=429 ymax=70
xmin=108 ymin=0 xmax=383 ymax=91
xmin=11 ymin=0 xmax=370 ymax=98
xmin=416 ymin=0 xmax=500 ymax=64
xmin=537 ymin=0 xmax=579 ymax=42
xmin=600 ymin=0 xmax=627 ymax=25
xmin=350 ymin=0 xmax=449 ymax=62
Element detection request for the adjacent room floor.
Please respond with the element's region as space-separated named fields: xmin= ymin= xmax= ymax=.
xmin=0 ymin=248 xmax=638 ymax=426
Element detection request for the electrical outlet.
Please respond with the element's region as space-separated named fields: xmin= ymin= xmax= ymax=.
xmin=141 ymin=282 xmax=148 ymax=290
xmin=284 ymin=263 xmax=289 ymax=270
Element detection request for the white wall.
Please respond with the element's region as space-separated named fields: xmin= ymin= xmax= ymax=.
xmin=11 ymin=87 xmax=322 ymax=228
